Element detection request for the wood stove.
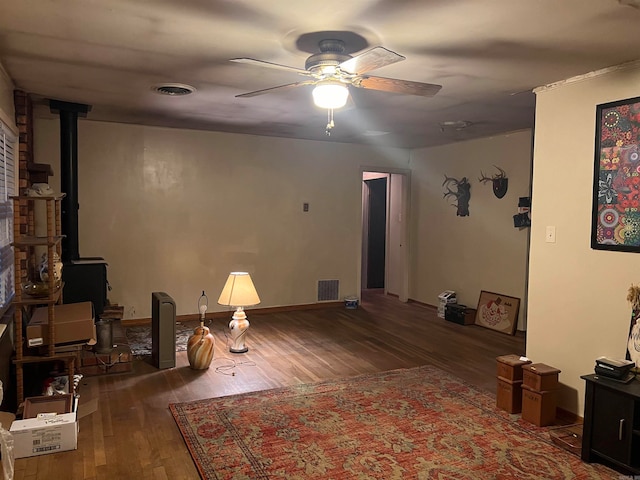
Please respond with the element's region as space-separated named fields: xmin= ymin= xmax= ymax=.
xmin=50 ymin=100 xmax=109 ymax=316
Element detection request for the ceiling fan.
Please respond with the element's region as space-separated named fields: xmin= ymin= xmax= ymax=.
xmin=231 ymin=39 xmax=442 ymax=135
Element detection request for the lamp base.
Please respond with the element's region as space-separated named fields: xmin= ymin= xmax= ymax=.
xmin=229 ymin=307 xmax=250 ymax=353
xmin=229 ymin=346 xmax=249 ymax=354
xmin=187 ymin=323 xmax=214 ymax=369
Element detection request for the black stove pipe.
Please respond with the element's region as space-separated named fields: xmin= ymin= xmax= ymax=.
xmin=49 ymin=100 xmax=91 ymax=263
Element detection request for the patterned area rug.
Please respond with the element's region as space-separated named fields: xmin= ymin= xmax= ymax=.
xmin=170 ymin=365 xmax=619 ymax=480
xmin=125 ymin=321 xmax=198 ymax=356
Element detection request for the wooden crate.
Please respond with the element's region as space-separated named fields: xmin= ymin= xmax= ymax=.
xmin=521 ymin=384 xmax=557 ymax=426
xmin=496 ymin=354 xmax=531 ymax=382
xmin=497 ymin=376 xmax=524 ymax=413
xmin=522 ymin=363 xmax=560 ymax=392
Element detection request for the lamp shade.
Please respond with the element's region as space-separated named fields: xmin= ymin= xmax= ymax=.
xmin=217 ymin=272 xmax=260 ymax=307
xmin=312 ymin=82 xmax=349 ymax=109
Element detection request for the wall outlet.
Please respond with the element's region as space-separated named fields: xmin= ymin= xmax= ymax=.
xmin=545 ymin=226 xmax=556 ymax=243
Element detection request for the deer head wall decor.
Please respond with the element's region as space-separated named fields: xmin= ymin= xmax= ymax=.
xmin=479 ymin=165 xmax=508 ymax=199
xmin=442 ymin=176 xmax=471 ymax=216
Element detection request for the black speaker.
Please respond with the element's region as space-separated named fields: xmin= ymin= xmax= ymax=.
xmin=151 ymin=292 xmax=176 ymax=369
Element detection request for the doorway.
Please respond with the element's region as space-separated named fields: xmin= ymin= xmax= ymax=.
xmin=364 ymin=177 xmax=387 ymax=288
xmin=361 ymin=170 xmax=409 ymax=301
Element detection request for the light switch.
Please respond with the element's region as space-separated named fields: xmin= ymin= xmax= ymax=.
xmin=545 ymin=226 xmax=556 ymax=243
xmin=303 ymin=203 xmax=309 ymax=212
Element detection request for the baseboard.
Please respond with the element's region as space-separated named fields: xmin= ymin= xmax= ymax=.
xmin=408 ymin=298 xmax=528 ymax=337
xmin=556 ymin=407 xmax=582 ymax=425
xmin=408 ymin=298 xmax=438 ymax=310
xmin=121 ymin=301 xmax=344 ymax=327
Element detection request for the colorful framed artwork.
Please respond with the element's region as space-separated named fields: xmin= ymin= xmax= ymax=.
xmin=474 ymin=290 xmax=520 ymax=335
xmin=592 ymin=96 xmax=640 ymax=252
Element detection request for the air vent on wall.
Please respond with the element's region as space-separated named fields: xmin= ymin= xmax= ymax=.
xmin=317 ymin=279 xmax=339 ymax=302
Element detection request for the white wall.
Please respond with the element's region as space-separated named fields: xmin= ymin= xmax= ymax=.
xmin=34 ymin=119 xmax=410 ymax=319
xmin=387 ymin=173 xmax=404 ymax=296
xmin=529 ymin=62 xmax=640 ymax=415
xmin=409 ymin=130 xmax=533 ymax=330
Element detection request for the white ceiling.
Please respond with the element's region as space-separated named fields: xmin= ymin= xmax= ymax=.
xmin=2 ymin=0 xmax=640 ymax=149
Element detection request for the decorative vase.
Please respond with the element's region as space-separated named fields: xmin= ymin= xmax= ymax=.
xmin=187 ymin=325 xmax=214 ymax=370
xmin=38 ymin=252 xmax=63 ymax=284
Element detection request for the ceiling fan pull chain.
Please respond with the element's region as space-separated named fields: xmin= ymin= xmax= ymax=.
xmin=326 ymin=108 xmax=335 ymax=136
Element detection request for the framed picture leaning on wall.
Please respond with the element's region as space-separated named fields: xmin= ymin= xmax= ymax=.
xmin=474 ymin=291 xmax=520 ymax=335
xmin=592 ymin=95 xmax=640 ymax=252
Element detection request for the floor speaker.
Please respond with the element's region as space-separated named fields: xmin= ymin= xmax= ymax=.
xmin=151 ymin=292 xmax=176 ymax=369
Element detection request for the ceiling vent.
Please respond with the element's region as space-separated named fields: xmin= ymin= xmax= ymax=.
xmin=439 ymin=120 xmax=473 ymax=132
xmin=152 ymin=83 xmax=196 ymax=96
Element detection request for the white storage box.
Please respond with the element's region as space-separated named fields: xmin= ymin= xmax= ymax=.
xmin=10 ymin=412 xmax=78 ymax=458
xmin=437 ymin=290 xmax=457 ymax=318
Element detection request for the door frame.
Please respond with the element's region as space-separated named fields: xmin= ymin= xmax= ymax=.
xmin=358 ymin=166 xmax=411 ymax=302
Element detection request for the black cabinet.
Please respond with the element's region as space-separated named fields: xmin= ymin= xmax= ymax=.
xmin=582 ymin=374 xmax=640 ymax=474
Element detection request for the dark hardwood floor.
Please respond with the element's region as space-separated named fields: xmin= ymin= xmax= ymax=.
xmin=12 ymin=290 xmax=525 ymax=479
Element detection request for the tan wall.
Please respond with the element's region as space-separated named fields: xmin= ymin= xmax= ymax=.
xmin=529 ymin=63 xmax=640 ymax=415
xmin=409 ymin=130 xmax=533 ymax=330
xmin=0 ymin=64 xmax=15 ymax=132
xmin=34 ymin=118 xmax=410 ymax=319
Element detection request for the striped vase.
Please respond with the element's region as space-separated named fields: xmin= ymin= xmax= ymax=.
xmin=187 ymin=325 xmax=214 ymax=370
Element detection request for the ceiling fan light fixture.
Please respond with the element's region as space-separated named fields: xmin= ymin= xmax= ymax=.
xmin=312 ymin=82 xmax=349 ymax=109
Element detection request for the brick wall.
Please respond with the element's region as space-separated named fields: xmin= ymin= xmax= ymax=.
xmin=13 ymin=90 xmax=33 ymax=287
xmin=13 ymin=90 xmax=54 ymax=284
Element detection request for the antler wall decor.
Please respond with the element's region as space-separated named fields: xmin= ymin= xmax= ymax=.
xmin=442 ymin=176 xmax=471 ymax=217
xmin=478 ymin=165 xmax=508 ymax=199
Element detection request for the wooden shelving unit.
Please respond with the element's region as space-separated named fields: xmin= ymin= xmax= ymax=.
xmin=11 ymin=194 xmax=76 ymax=404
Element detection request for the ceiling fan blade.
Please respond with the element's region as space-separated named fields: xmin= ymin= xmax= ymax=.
xmin=339 ymin=46 xmax=405 ymax=74
xmin=352 ymin=75 xmax=442 ymax=97
xmin=230 ymin=58 xmax=311 ymax=76
xmin=235 ymin=81 xmax=314 ymax=98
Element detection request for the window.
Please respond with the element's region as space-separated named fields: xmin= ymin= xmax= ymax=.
xmin=0 ymin=121 xmax=15 ymax=309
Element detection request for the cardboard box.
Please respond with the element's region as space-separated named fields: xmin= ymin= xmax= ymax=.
xmin=521 ymin=384 xmax=557 ymax=427
xmin=10 ymin=412 xmax=78 ymax=458
xmin=496 ymin=354 xmax=531 ymax=381
xmin=437 ymin=290 xmax=456 ymax=318
xmin=23 ymin=394 xmax=74 ymax=419
xmin=496 ymin=376 xmax=524 ymax=414
xmin=27 ymin=302 xmax=95 ymax=346
xmin=522 ymin=363 xmax=561 ymax=392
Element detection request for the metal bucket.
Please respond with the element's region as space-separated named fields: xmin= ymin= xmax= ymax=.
xmin=95 ymin=318 xmax=113 ymax=354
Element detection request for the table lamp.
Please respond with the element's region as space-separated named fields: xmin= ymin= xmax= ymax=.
xmin=217 ymin=272 xmax=260 ymax=353
xmin=187 ymin=290 xmax=214 ymax=369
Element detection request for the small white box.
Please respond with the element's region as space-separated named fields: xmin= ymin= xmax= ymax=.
xmin=437 ymin=290 xmax=457 ymax=318
xmin=437 ymin=290 xmax=456 ymax=302
xmin=10 ymin=412 xmax=78 ymax=458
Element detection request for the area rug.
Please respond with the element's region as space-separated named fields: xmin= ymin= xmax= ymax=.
xmin=125 ymin=322 xmax=196 ymax=356
xmin=170 ymin=365 xmax=619 ymax=480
